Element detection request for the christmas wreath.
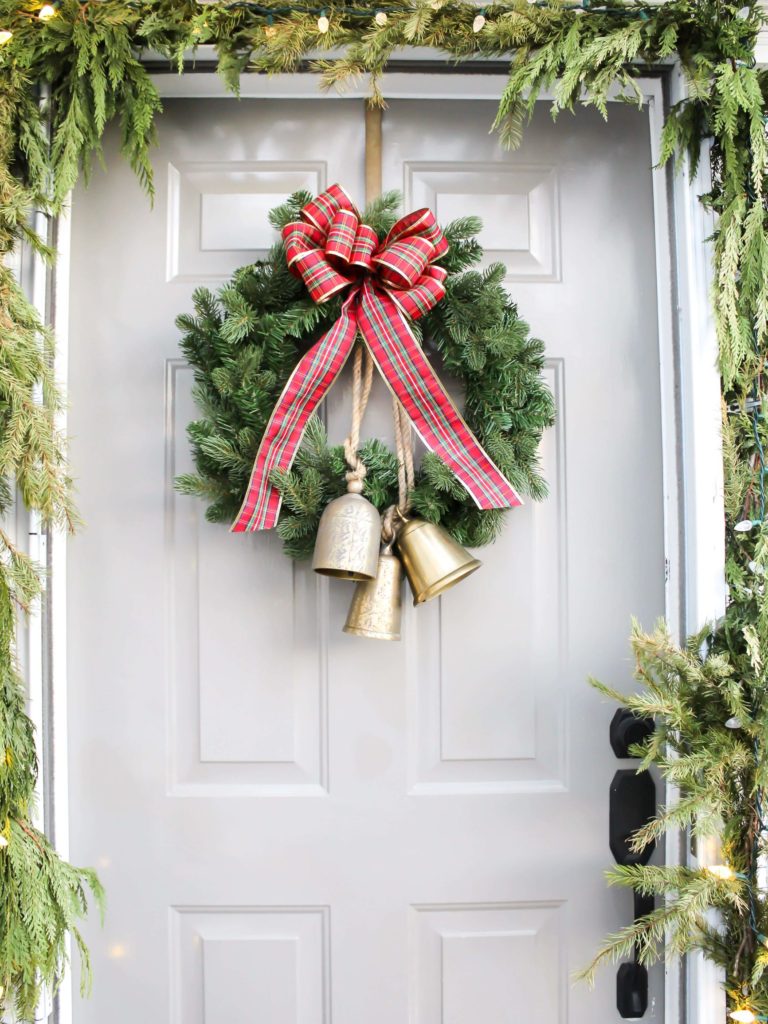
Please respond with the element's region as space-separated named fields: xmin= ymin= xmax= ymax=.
xmin=176 ymin=188 xmax=554 ymax=562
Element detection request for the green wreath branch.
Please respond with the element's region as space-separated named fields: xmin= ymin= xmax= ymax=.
xmin=175 ymin=190 xmax=554 ymax=559
xmin=0 ymin=0 xmax=765 ymax=1017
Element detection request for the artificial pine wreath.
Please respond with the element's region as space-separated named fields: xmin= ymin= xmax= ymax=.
xmin=176 ymin=189 xmax=554 ymax=560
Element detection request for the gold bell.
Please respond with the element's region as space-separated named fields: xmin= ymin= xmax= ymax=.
xmin=396 ymin=516 xmax=481 ymax=605
xmin=343 ymin=544 xmax=403 ymax=641
xmin=312 ymin=481 xmax=381 ymax=581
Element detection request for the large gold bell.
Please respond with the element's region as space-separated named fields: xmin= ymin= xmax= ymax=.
xmin=312 ymin=486 xmax=381 ymax=581
xmin=396 ymin=517 xmax=481 ymax=605
xmin=343 ymin=547 xmax=403 ymax=641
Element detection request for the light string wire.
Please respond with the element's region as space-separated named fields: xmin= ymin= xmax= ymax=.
xmin=28 ymin=0 xmax=664 ymax=21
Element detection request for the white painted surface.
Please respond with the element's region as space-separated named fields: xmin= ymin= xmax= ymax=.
xmin=667 ymin=60 xmax=726 ymax=1024
xmin=65 ymin=95 xmax=673 ymax=1023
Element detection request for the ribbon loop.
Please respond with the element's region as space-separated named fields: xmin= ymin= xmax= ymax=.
xmin=350 ymin=224 xmax=378 ymax=271
xmin=232 ymin=185 xmax=521 ymax=532
xmin=326 ymin=208 xmax=359 ymax=265
xmin=374 ymin=236 xmax=433 ymax=289
xmin=301 ymin=183 xmax=357 ymax=232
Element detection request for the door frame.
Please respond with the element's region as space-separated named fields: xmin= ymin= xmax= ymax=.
xmin=42 ymin=64 xmax=723 ymax=1024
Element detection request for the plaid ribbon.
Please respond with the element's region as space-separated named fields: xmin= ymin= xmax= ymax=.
xmin=233 ymin=184 xmax=522 ymax=532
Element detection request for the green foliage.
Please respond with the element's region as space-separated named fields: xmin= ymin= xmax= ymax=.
xmin=0 ymin=0 xmax=765 ymax=1018
xmin=581 ymin=620 xmax=768 ymax=1015
xmin=0 ymin=298 xmax=102 ymax=1014
xmin=176 ymin=200 xmax=555 ymax=556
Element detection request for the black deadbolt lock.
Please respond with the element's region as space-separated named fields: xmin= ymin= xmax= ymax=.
xmin=610 ymin=708 xmax=655 ymax=758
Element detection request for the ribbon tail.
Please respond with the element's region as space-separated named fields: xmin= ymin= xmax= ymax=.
xmin=232 ymin=300 xmax=358 ymax=532
xmin=357 ymin=281 xmax=523 ymax=511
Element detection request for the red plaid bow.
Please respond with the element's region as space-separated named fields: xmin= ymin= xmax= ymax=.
xmin=233 ymin=184 xmax=522 ymax=532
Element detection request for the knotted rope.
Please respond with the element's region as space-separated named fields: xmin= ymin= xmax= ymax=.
xmin=343 ymin=342 xmax=375 ymax=493
xmin=382 ymin=398 xmax=415 ymax=545
xmin=341 ymin=337 xmax=415 ymax=544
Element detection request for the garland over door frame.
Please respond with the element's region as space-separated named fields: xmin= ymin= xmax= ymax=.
xmin=41 ymin=63 xmax=721 ymax=1024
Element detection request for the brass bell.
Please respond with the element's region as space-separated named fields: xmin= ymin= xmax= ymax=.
xmin=312 ymin=482 xmax=381 ymax=581
xmin=343 ymin=544 xmax=403 ymax=641
xmin=396 ymin=516 xmax=481 ymax=605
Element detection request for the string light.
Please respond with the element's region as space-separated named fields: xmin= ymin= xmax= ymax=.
xmin=317 ymin=8 xmax=329 ymax=31
xmin=730 ymin=1011 xmax=760 ymax=1024
xmin=473 ymin=9 xmax=487 ymax=31
xmin=0 ymin=836 xmax=8 ymax=849
xmin=0 ymin=30 xmax=12 ymax=45
xmin=726 ymin=716 xmax=744 ymax=729
xmin=38 ymin=3 xmax=56 ymax=20
xmin=706 ymin=864 xmax=738 ymax=880
xmin=374 ymin=9 xmax=388 ymax=25
xmin=735 ymin=519 xmax=759 ymax=532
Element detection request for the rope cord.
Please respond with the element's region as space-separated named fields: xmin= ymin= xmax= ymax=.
xmin=382 ymin=398 xmax=415 ymax=544
xmin=343 ymin=341 xmax=375 ymax=493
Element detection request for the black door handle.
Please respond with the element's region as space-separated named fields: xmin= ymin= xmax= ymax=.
xmin=609 ymin=710 xmax=657 ymax=1019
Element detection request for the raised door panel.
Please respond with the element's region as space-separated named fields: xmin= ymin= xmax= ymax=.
xmin=167 ymin=362 xmax=328 ymax=794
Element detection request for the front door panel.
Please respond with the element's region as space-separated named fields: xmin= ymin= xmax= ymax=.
xmin=66 ymin=94 xmax=666 ymax=1024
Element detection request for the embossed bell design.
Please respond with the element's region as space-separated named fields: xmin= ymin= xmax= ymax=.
xmin=343 ymin=542 xmax=403 ymax=640
xmin=396 ymin=515 xmax=481 ymax=605
xmin=312 ymin=480 xmax=381 ymax=581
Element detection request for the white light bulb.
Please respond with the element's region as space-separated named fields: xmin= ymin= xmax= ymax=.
xmin=473 ymin=12 xmax=486 ymax=31
xmin=317 ymin=14 xmax=330 ymax=32
xmin=0 ymin=30 xmax=12 ymax=45
xmin=725 ymin=716 xmax=743 ymax=729
xmin=0 ymin=836 xmax=8 ymax=849
xmin=707 ymin=864 xmax=736 ymax=880
xmin=375 ymin=10 xmax=388 ymax=25
xmin=730 ymin=1012 xmax=757 ymax=1024
xmin=38 ymin=4 xmax=56 ymax=20
xmin=735 ymin=519 xmax=756 ymax=532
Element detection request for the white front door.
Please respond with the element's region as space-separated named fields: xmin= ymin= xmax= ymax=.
xmin=65 ymin=90 xmax=668 ymax=1024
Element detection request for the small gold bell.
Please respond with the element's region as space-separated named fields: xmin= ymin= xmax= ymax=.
xmin=343 ymin=544 xmax=403 ymax=641
xmin=312 ymin=481 xmax=381 ymax=581
xmin=396 ymin=516 xmax=481 ymax=605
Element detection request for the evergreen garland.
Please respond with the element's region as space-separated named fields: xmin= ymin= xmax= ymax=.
xmin=0 ymin=63 xmax=103 ymax=1020
xmin=175 ymin=190 xmax=554 ymax=559
xmin=581 ymin=620 xmax=768 ymax=1014
xmin=0 ymin=0 xmax=763 ymax=1017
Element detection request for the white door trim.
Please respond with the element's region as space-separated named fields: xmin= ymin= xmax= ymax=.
xmin=45 ymin=67 xmax=722 ymax=1024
